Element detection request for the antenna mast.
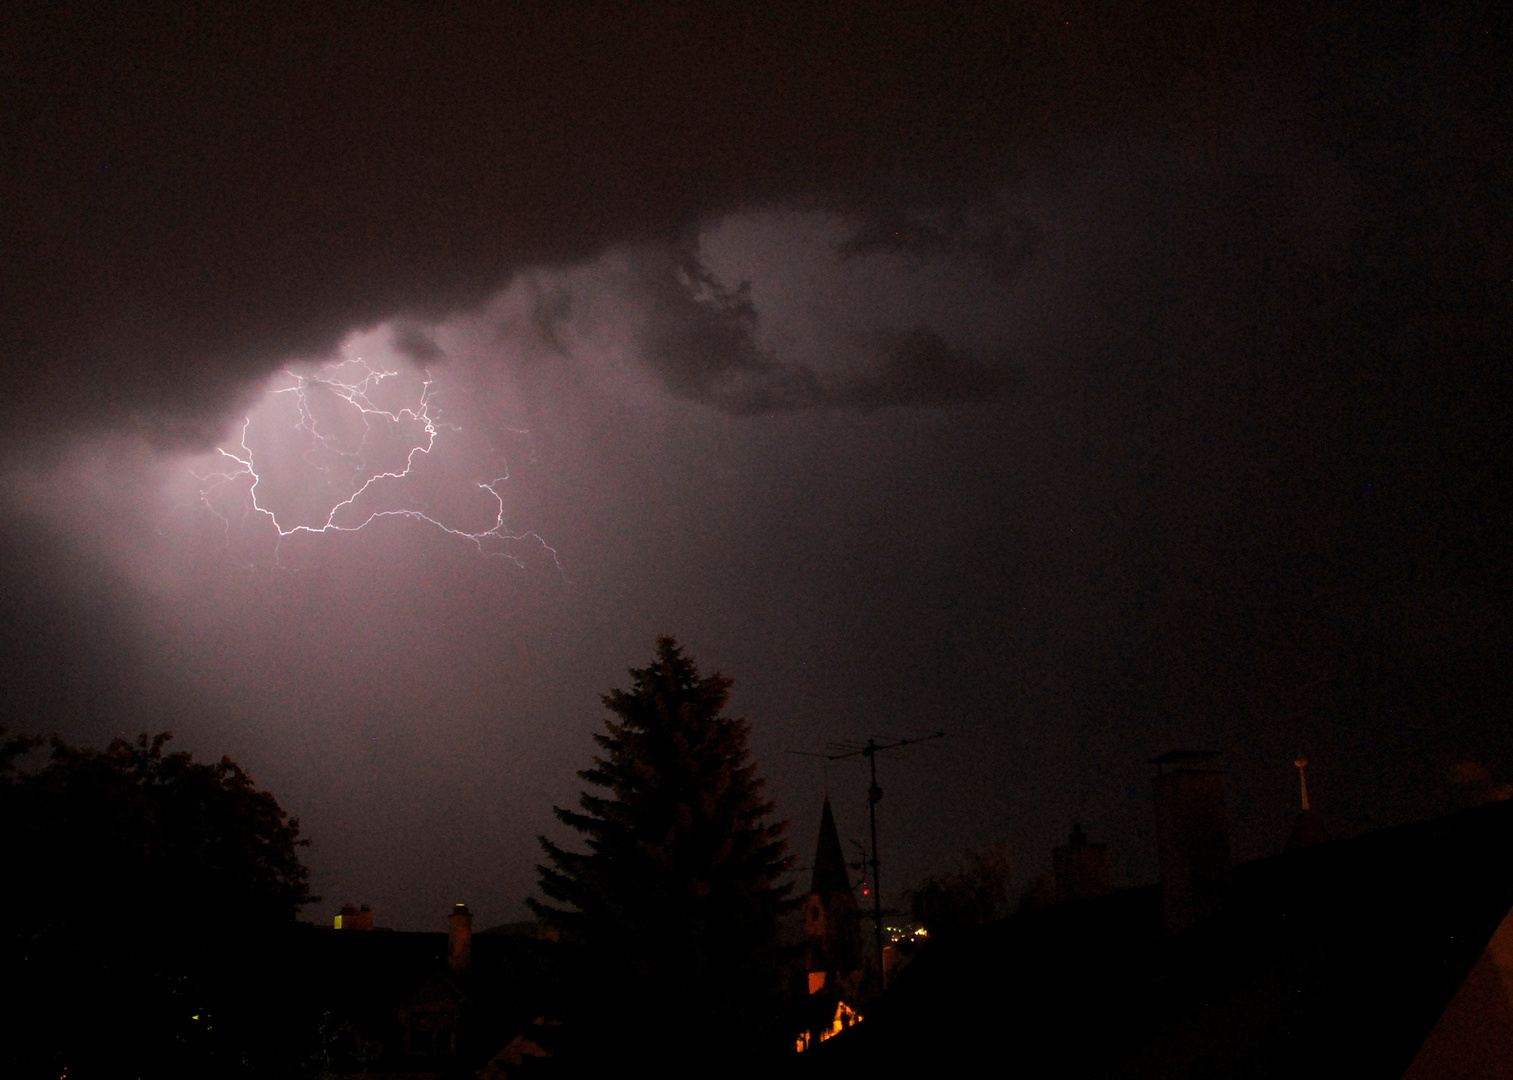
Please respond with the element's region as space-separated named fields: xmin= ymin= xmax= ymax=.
xmin=821 ymin=731 xmax=946 ymax=988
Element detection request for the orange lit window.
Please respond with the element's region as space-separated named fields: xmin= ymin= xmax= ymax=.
xmin=797 ymin=1001 xmax=864 ymax=1051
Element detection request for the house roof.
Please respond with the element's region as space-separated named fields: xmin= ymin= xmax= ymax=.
xmin=261 ymin=923 xmax=563 ymax=1034
xmin=1287 ymin=807 xmax=1330 ymax=851
xmin=800 ymin=799 xmax=1513 ymax=1079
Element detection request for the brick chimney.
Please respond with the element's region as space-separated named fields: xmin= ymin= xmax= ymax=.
xmin=448 ymin=903 xmax=472 ymax=976
xmin=1052 ymin=824 xmax=1111 ymax=904
xmin=334 ymin=904 xmax=375 ymax=931
xmin=1150 ymin=751 xmax=1231 ymax=933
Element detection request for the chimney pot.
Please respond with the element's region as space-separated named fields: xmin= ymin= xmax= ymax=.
xmin=1150 ymin=751 xmax=1231 ymax=933
xmin=448 ymin=903 xmax=472 ymax=976
xmin=334 ymin=904 xmax=375 ymax=931
xmin=1053 ymin=824 xmax=1111 ymax=903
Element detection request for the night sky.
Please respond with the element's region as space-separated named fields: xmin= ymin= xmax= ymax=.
xmin=2 ymin=1 xmax=1509 ymax=930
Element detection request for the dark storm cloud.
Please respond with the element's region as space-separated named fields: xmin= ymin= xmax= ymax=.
xmin=1 ymin=0 xmax=1340 ymax=446
xmin=840 ymin=329 xmax=1007 ymax=409
xmin=617 ymin=247 xmax=1009 ymax=412
xmin=0 ymin=0 xmax=1510 ymax=929
xmin=839 ymin=206 xmax=1042 ymax=284
xmin=389 ymin=323 xmax=446 ymax=365
xmin=626 ymin=249 xmax=779 ymax=411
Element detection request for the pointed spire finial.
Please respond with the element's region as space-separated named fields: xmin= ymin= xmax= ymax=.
xmin=811 ymin=796 xmax=854 ymax=898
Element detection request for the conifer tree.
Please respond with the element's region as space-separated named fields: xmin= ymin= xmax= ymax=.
xmin=530 ymin=637 xmax=793 ymax=1062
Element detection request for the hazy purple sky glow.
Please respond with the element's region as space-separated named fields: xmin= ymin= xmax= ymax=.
xmin=1 ymin=2 xmax=1508 ymax=930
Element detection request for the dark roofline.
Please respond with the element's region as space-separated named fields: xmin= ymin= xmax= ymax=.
xmin=800 ymin=800 xmax=1513 ymax=1079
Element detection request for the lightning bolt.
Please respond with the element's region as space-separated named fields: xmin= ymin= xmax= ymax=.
xmin=187 ymin=354 xmax=559 ymax=569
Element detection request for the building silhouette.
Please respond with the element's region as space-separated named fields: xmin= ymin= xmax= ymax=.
xmin=302 ymin=903 xmax=557 ymax=1077
xmin=1052 ymin=824 xmax=1111 ymax=905
xmin=796 ymin=796 xmax=867 ymax=1051
xmin=803 ymin=796 xmax=865 ymax=995
xmin=800 ymin=760 xmax=1513 ymax=1079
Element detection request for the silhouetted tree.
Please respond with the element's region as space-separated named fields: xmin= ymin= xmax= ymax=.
xmin=0 ymin=729 xmax=315 ymax=1078
xmin=530 ymin=637 xmax=793 ymax=1070
xmin=907 ymin=846 xmax=1012 ymax=938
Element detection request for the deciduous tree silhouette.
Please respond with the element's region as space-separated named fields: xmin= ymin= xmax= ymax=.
xmin=530 ymin=637 xmax=793 ymax=1067
xmin=907 ymin=846 xmax=1012 ymax=938
xmin=0 ymin=729 xmax=315 ymax=1078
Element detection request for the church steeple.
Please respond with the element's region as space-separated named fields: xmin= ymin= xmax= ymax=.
xmin=804 ymin=796 xmax=864 ymax=994
xmin=811 ymin=796 xmax=853 ymax=899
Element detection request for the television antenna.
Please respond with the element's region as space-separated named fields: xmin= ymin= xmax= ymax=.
xmin=788 ymin=731 xmax=946 ymax=987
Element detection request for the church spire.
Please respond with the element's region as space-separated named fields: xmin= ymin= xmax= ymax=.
xmin=804 ymin=796 xmax=864 ymax=995
xmin=811 ymin=796 xmax=853 ymax=898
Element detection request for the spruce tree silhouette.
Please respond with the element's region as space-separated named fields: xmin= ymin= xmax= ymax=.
xmin=530 ymin=637 xmax=793 ymax=1069
xmin=0 ymin=729 xmax=315 ymax=1078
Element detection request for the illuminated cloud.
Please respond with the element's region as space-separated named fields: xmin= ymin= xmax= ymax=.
xmin=0 ymin=2 xmax=1505 ymax=936
xmin=166 ymin=327 xmax=557 ymax=571
xmin=477 ymin=208 xmax=1039 ymax=414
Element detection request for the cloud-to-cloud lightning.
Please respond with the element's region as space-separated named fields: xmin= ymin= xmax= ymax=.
xmin=185 ymin=337 xmax=556 ymax=569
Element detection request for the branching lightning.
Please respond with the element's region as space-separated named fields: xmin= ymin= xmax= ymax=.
xmin=187 ymin=352 xmax=558 ymax=569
